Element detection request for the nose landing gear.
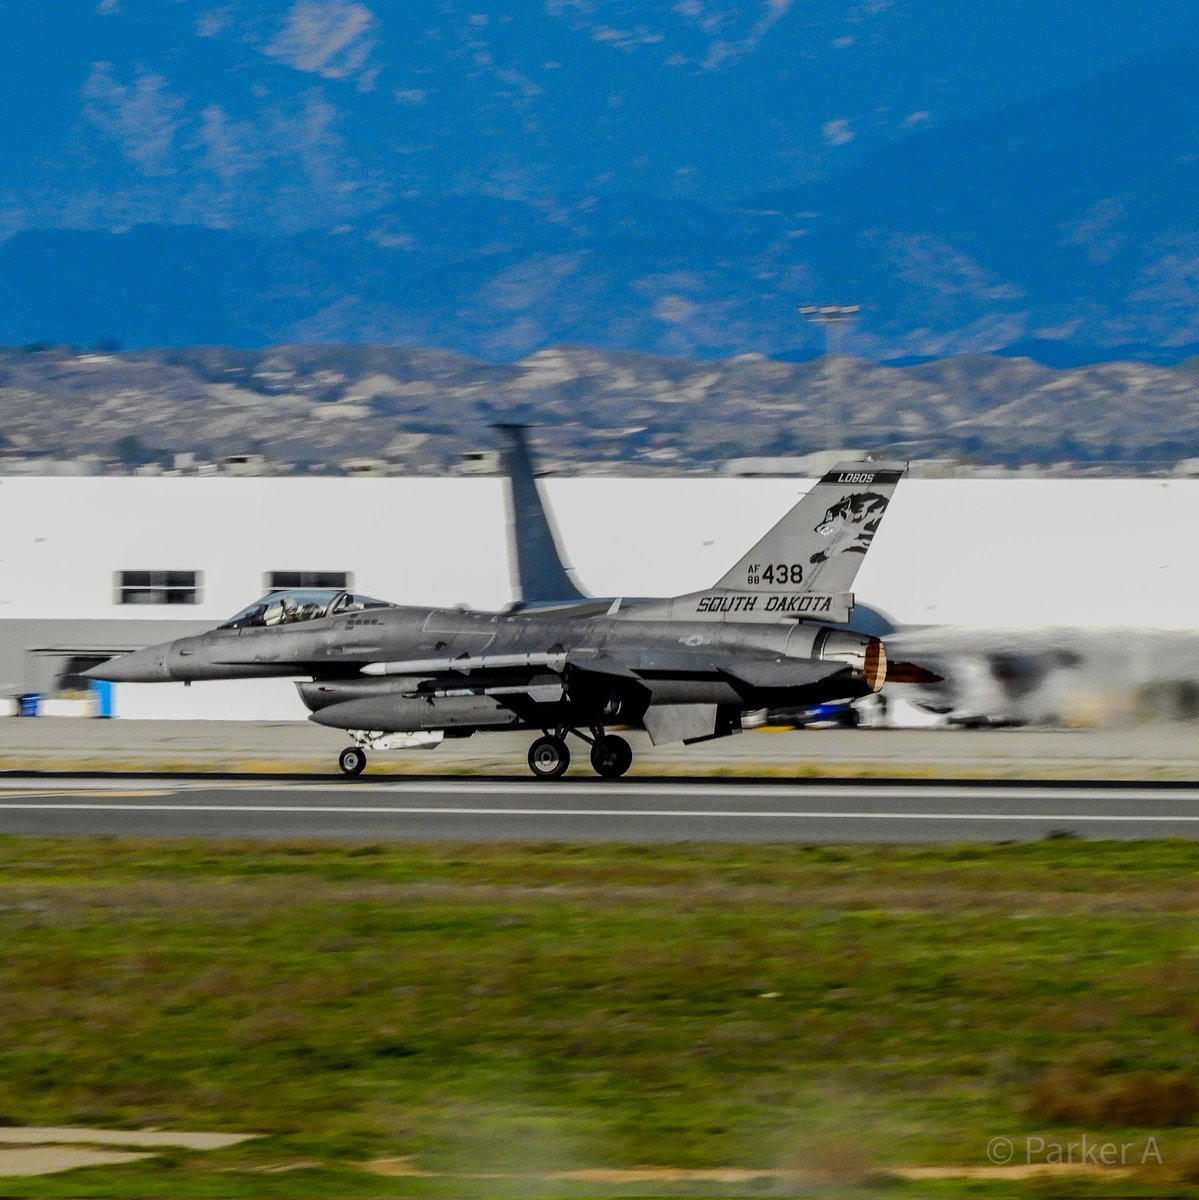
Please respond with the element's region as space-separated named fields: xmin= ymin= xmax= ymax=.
xmin=338 ymin=746 xmax=367 ymax=776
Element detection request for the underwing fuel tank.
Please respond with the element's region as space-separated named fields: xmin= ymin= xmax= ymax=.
xmin=305 ymin=691 xmax=527 ymax=733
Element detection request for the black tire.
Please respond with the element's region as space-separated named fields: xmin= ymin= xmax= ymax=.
xmin=339 ymin=746 xmax=367 ymax=776
xmin=528 ymin=735 xmax=570 ymax=779
xmin=590 ymin=734 xmax=633 ymax=779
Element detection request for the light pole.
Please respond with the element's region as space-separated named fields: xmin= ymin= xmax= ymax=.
xmin=800 ymin=304 xmax=860 ymax=452
xmin=800 ymin=304 xmax=860 ymax=358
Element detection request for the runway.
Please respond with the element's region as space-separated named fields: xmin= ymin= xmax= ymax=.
xmin=8 ymin=721 xmax=1199 ymax=781
xmin=1 ymin=776 xmax=1198 ymax=841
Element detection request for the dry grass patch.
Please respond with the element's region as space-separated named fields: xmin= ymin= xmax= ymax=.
xmin=1028 ymin=1067 xmax=1199 ymax=1127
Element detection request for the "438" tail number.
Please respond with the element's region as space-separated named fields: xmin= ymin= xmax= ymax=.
xmin=747 ymin=562 xmax=804 ymax=586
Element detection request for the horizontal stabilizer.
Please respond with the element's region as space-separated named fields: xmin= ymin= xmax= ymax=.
xmin=720 ymin=659 xmax=847 ymax=690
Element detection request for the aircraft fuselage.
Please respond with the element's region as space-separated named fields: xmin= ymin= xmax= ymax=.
xmin=99 ymin=601 xmax=883 ymax=740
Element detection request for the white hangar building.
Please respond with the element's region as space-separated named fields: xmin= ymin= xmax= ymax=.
xmin=2 ymin=473 xmax=1198 ymax=720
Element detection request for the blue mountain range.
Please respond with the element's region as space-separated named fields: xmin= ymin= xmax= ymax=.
xmin=3 ymin=1 xmax=1199 ymax=362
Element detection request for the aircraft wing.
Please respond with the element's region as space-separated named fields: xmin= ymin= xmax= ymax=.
xmin=362 ymin=649 xmax=718 ymax=680
xmin=362 ymin=648 xmax=848 ymax=690
xmin=565 ymin=649 xmax=849 ymax=690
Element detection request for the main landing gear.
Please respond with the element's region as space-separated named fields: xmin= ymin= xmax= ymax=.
xmin=528 ymin=735 xmax=570 ymax=779
xmin=589 ymin=734 xmax=633 ymax=779
xmin=527 ymin=728 xmax=633 ymax=780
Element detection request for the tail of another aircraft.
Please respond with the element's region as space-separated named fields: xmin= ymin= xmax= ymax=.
xmin=715 ymin=461 xmax=904 ymax=597
xmin=494 ymin=424 xmax=588 ymax=606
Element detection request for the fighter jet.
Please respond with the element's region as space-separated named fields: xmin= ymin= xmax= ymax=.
xmin=90 ymin=462 xmax=903 ymax=778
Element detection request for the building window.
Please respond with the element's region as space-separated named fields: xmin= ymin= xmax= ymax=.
xmin=115 ymin=570 xmax=202 ymax=605
xmin=265 ymin=570 xmax=353 ymax=591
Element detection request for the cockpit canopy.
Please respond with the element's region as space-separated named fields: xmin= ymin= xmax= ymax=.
xmin=220 ymin=589 xmax=393 ymax=629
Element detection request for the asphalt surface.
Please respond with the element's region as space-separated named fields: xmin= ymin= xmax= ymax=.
xmin=1 ymin=776 xmax=1198 ymax=841
xmin=7 ymin=720 xmax=1199 ymax=781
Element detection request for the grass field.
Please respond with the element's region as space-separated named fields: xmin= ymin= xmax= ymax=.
xmin=1 ymin=837 xmax=1197 ymax=1197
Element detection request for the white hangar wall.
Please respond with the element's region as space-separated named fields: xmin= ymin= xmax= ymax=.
xmin=0 ymin=477 xmax=512 ymax=621
xmin=1 ymin=474 xmax=1197 ymax=719
xmin=533 ymin=477 xmax=1198 ymax=628
xmin=4 ymin=473 xmax=1198 ymax=624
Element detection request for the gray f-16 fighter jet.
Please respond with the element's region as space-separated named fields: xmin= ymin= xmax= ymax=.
xmin=90 ymin=462 xmax=902 ymax=777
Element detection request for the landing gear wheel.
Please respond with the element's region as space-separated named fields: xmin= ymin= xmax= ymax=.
xmin=528 ymin=735 xmax=570 ymax=779
xmin=590 ymin=734 xmax=633 ymax=779
xmin=339 ymin=746 xmax=367 ymax=776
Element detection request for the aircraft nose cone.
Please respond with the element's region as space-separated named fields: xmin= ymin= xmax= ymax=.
xmin=84 ymin=645 xmax=172 ymax=683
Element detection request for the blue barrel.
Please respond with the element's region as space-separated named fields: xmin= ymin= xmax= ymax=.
xmin=90 ymin=680 xmax=115 ymax=718
xmin=17 ymin=692 xmax=40 ymax=717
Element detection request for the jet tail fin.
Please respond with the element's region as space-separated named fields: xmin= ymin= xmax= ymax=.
xmin=494 ymin=424 xmax=588 ymax=605
xmin=714 ymin=461 xmax=904 ymax=595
